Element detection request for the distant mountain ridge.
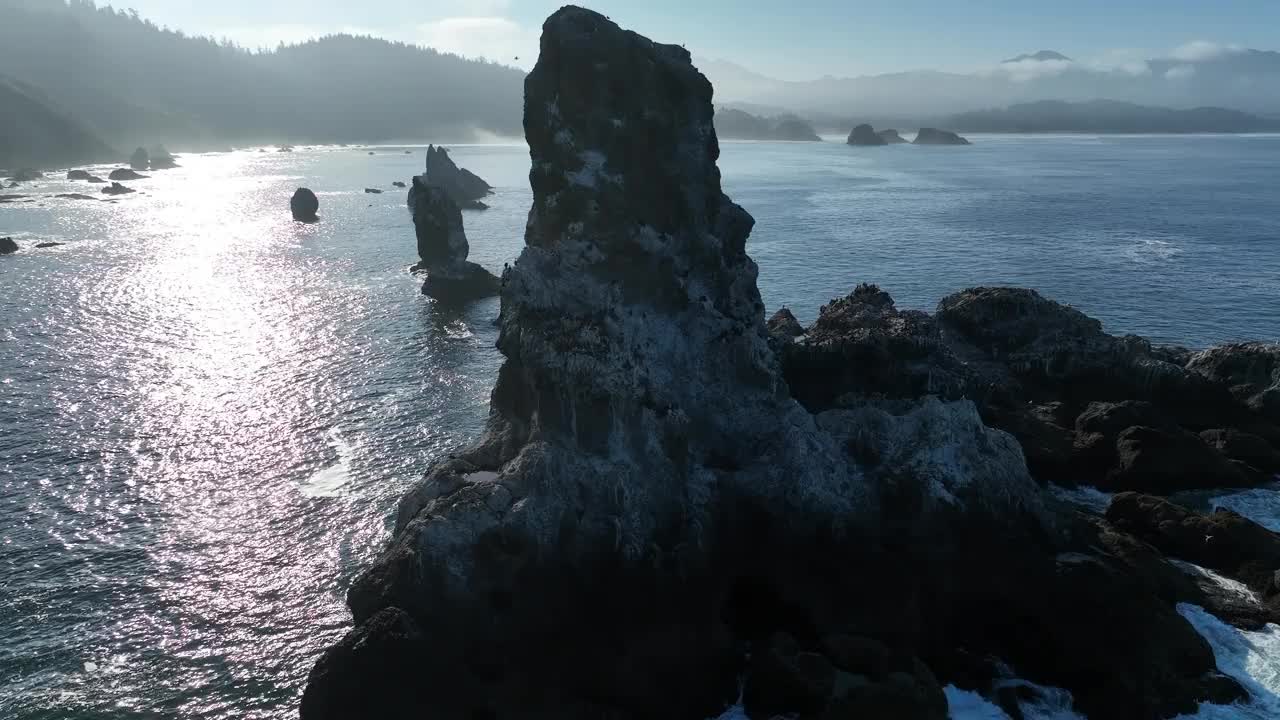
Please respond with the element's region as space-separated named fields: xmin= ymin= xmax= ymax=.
xmin=700 ymin=47 xmax=1280 ymax=119
xmin=0 ymin=73 xmax=115 ymax=169
xmin=1002 ymin=50 xmax=1072 ymax=63
xmin=947 ymin=100 xmax=1280 ymax=133
xmin=713 ymin=108 xmax=821 ymax=141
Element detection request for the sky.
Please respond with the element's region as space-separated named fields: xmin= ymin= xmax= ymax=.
xmin=115 ymin=0 xmax=1280 ymax=79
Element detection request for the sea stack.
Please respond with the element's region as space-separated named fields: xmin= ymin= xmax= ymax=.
xmin=847 ymin=123 xmax=888 ymax=146
xmin=878 ymin=128 xmax=908 ymax=144
xmin=407 ymin=177 xmax=499 ymax=300
xmin=422 ymin=144 xmax=492 ymax=209
xmin=290 ymin=187 xmax=319 ymax=222
xmin=302 ymin=7 xmax=1048 ymax=720
xmin=913 ymin=127 xmax=971 ymax=145
xmin=129 ymin=147 xmax=150 ymax=170
xmin=149 ymin=145 xmax=178 ymax=169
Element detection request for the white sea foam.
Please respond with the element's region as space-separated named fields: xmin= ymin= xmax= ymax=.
xmin=300 ymin=428 xmax=353 ymax=497
xmin=1176 ymin=604 xmax=1280 ymax=719
xmin=1210 ymin=486 xmax=1280 ymax=532
xmin=1048 ymin=484 xmax=1113 ymax=514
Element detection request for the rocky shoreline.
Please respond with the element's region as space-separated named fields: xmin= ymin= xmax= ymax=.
xmin=301 ymin=7 xmax=1280 ymax=720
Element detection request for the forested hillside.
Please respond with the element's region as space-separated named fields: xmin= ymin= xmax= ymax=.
xmin=0 ymin=0 xmax=525 ymax=161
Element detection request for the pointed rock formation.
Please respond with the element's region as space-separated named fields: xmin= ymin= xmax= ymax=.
xmin=848 ymin=123 xmax=888 ymax=146
xmin=422 ymin=144 xmax=492 ymax=209
xmin=407 ymin=177 xmax=499 ymax=300
xmin=301 ymin=9 xmax=1243 ymax=720
xmin=129 ymin=146 xmax=149 ymax=170
xmin=101 ymin=182 xmax=135 ymax=195
xmin=149 ymin=145 xmax=178 ymax=169
xmin=0 ymin=237 xmax=18 ymax=255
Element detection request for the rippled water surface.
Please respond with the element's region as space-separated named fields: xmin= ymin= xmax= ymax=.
xmin=2 ymin=136 xmax=1279 ymax=719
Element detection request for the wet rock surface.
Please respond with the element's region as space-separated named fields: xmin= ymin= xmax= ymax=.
xmin=301 ymin=8 xmax=1268 ymax=720
xmin=101 ymin=182 xmax=134 ymax=195
xmin=108 ymin=168 xmax=147 ymax=181
xmin=0 ymin=237 xmax=18 ymax=254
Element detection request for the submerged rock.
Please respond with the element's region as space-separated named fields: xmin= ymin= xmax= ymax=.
xmin=392 ymin=181 xmax=406 ymax=188
xmin=129 ymin=147 xmax=149 ymax=170
xmin=364 ymin=188 xmax=383 ymax=194
xmin=421 ymin=144 xmax=492 ymax=209
xmin=108 ymin=168 xmax=147 ymax=181
xmin=35 ymin=242 xmax=64 ymax=248
xmin=914 ymin=128 xmax=971 ymax=145
xmin=67 ymin=169 xmax=92 ymax=180
xmin=407 ymin=177 xmax=498 ymax=300
xmin=101 ymin=182 xmax=134 ymax=195
xmin=0 ymin=237 xmax=17 ymax=254
xmin=290 ymin=188 xmax=319 ymax=222
xmin=879 ymin=128 xmax=908 ymax=144
xmin=847 ymin=123 xmax=888 ymax=146
xmin=56 ymin=193 xmax=98 ymax=201
xmin=86 ymin=175 xmax=106 ymax=183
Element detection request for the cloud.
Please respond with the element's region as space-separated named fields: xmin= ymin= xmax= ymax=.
xmin=1165 ymin=65 xmax=1197 ymax=80
xmin=989 ymin=58 xmax=1075 ymax=82
xmin=1169 ymin=41 xmax=1240 ymax=62
xmin=1085 ymin=49 xmax=1152 ymax=76
xmin=417 ymin=17 xmax=537 ymax=68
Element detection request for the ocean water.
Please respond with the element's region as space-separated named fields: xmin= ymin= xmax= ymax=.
xmin=2 ymin=136 xmax=1279 ymax=719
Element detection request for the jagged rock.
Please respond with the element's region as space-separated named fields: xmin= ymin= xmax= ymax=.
xmin=101 ymin=182 xmax=134 ymax=195
xmin=767 ymin=307 xmax=805 ymax=342
xmin=879 ymin=129 xmax=908 ymax=144
xmin=300 ymin=10 xmax=1237 ymax=720
xmin=1104 ymin=425 xmax=1257 ymax=492
xmin=1188 ymin=342 xmax=1280 ymax=422
xmin=1200 ymin=428 xmax=1280 ymax=474
xmin=290 ymin=187 xmax=319 ymax=222
xmin=9 ymin=168 xmax=43 ymax=182
xmin=129 ymin=147 xmax=149 ymax=170
xmin=407 ymin=177 xmax=499 ymax=300
xmin=1106 ymin=493 xmax=1280 ymax=627
xmin=67 ymin=169 xmax=92 ymax=180
xmin=0 ymin=237 xmax=17 ymax=254
xmin=149 ymin=145 xmax=178 ymax=169
xmin=848 ymin=123 xmax=888 ymax=146
xmin=364 ymin=188 xmax=383 ymax=194
xmin=108 ymin=168 xmax=147 ymax=181
xmin=913 ymin=128 xmax=971 ymax=145
xmin=422 ymin=144 xmax=492 ymax=209
xmin=783 ymin=284 xmax=972 ymax=411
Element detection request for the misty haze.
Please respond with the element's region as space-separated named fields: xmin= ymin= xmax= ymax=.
xmin=2 ymin=2 xmax=1279 ymax=720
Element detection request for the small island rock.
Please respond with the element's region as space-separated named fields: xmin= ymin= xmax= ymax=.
xmin=913 ymin=127 xmax=971 ymax=145
xmin=878 ymin=129 xmax=908 ymax=144
xmin=108 ymin=168 xmax=147 ymax=181
xmin=290 ymin=187 xmax=319 ymax=222
xmin=101 ymin=182 xmax=135 ymax=195
xmin=129 ymin=147 xmax=150 ymax=170
xmin=847 ymin=123 xmax=888 ymax=146
xmin=0 ymin=237 xmax=18 ymax=254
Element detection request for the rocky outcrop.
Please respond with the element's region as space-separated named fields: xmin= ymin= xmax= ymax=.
xmin=913 ymin=127 xmax=971 ymax=145
xmin=766 ymin=307 xmax=805 ymax=342
xmin=0 ymin=237 xmax=17 ymax=254
xmin=290 ymin=187 xmax=319 ymax=222
xmin=66 ymin=169 xmax=92 ymax=180
xmin=101 ymin=182 xmax=134 ymax=195
xmin=56 ymin=193 xmax=98 ymax=201
xmin=302 ymin=9 xmax=1253 ymax=720
xmin=108 ymin=168 xmax=147 ymax=181
xmin=879 ymin=128 xmax=908 ymax=144
xmin=364 ymin=188 xmax=383 ymax=194
xmin=407 ymin=177 xmax=499 ymax=300
xmin=1200 ymin=428 xmax=1280 ymax=474
xmin=1188 ymin=343 xmax=1280 ymax=422
xmin=779 ymin=285 xmax=1279 ymax=492
xmin=87 ymin=175 xmax=105 ymax=183
xmin=1106 ymin=493 xmax=1280 ymax=627
xmin=129 ymin=147 xmax=149 ymax=170
xmin=392 ymin=181 xmax=406 ymax=188
xmin=422 ymin=144 xmax=492 ymax=209
xmin=848 ymin=123 xmax=888 ymax=146
xmin=149 ymin=145 xmax=178 ymax=169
